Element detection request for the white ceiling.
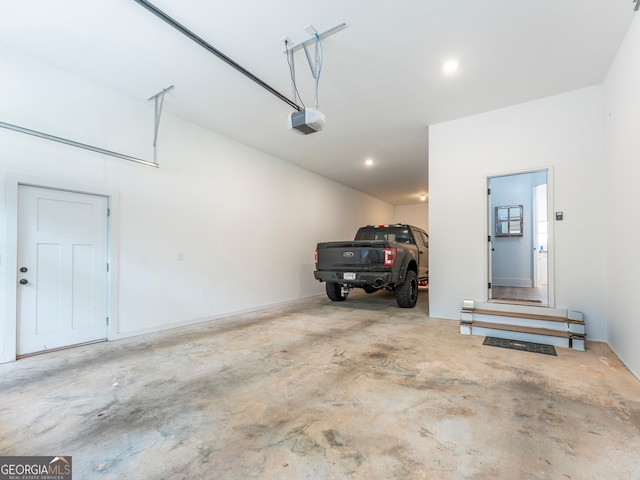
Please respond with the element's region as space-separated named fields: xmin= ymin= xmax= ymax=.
xmin=0 ymin=1 xmax=635 ymax=205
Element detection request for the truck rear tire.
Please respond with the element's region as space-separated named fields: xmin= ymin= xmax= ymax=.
xmin=326 ymin=282 xmax=348 ymax=301
xmin=395 ymin=270 xmax=418 ymax=308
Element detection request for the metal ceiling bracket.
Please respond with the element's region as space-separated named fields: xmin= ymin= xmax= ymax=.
xmin=284 ymin=23 xmax=347 ymax=54
xmin=302 ymin=41 xmax=319 ymax=79
xmin=148 ymin=85 xmax=175 ymax=164
xmin=284 ymin=23 xmax=346 ymax=107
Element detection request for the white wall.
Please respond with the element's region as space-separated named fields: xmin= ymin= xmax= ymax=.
xmin=0 ymin=47 xmax=394 ymax=362
xmin=395 ymin=203 xmax=429 ymax=232
xmin=429 ymin=86 xmax=607 ymax=340
xmin=604 ymin=15 xmax=640 ymax=379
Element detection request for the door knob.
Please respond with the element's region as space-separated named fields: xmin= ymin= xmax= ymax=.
xmin=20 ymin=267 xmax=28 ymax=273
xmin=19 ymin=279 xmax=28 ymax=285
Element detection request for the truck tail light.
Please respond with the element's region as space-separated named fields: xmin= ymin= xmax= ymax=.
xmin=315 ymin=249 xmax=319 ymax=267
xmin=384 ymin=248 xmax=397 ymax=266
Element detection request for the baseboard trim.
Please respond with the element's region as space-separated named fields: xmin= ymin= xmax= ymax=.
xmin=109 ymin=294 xmax=325 ymax=342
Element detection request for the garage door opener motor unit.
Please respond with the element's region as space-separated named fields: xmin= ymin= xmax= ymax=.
xmin=288 ymin=108 xmax=325 ymax=134
xmin=283 ymin=23 xmax=347 ymax=135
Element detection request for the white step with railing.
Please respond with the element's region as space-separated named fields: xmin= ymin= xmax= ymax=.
xmin=460 ymin=300 xmax=586 ymax=351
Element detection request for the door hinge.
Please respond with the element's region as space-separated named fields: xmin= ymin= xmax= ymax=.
xmin=106 ymin=317 xmax=109 ymax=325
xmin=107 ymin=208 xmax=111 ymax=217
xmin=106 ymin=263 xmax=110 ymax=272
xmin=488 ymin=282 xmax=492 ymax=289
xmin=488 ymin=235 xmax=491 ymax=242
xmin=487 ymin=188 xmax=491 ymax=195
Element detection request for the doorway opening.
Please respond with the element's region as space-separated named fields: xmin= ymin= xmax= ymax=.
xmin=488 ymin=169 xmax=551 ymax=306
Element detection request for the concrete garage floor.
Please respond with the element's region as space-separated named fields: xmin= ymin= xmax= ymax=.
xmin=1 ymin=289 xmax=639 ymax=479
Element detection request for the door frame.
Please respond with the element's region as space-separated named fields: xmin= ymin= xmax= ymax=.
xmin=2 ymin=174 xmax=120 ymax=363
xmin=485 ymin=166 xmax=555 ymax=307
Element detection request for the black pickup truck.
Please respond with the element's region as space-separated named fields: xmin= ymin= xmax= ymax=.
xmin=314 ymin=224 xmax=429 ymax=308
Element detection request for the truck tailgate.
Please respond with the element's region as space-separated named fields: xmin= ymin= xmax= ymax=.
xmin=316 ymin=240 xmax=388 ymax=271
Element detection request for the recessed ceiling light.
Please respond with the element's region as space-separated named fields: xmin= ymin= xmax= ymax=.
xmin=365 ymin=158 xmax=374 ymax=167
xmin=442 ymin=59 xmax=459 ymax=74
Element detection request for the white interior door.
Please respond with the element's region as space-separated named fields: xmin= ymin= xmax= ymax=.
xmin=17 ymin=186 xmax=109 ymax=355
xmin=533 ymin=183 xmax=548 ymax=288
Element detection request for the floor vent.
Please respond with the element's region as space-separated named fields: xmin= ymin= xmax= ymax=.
xmin=483 ymin=336 xmax=557 ymax=356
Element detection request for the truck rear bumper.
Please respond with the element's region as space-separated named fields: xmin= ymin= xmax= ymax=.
xmin=314 ymin=270 xmax=394 ymax=287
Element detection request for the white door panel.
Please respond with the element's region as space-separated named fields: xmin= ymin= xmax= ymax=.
xmin=17 ymin=186 xmax=108 ymax=355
